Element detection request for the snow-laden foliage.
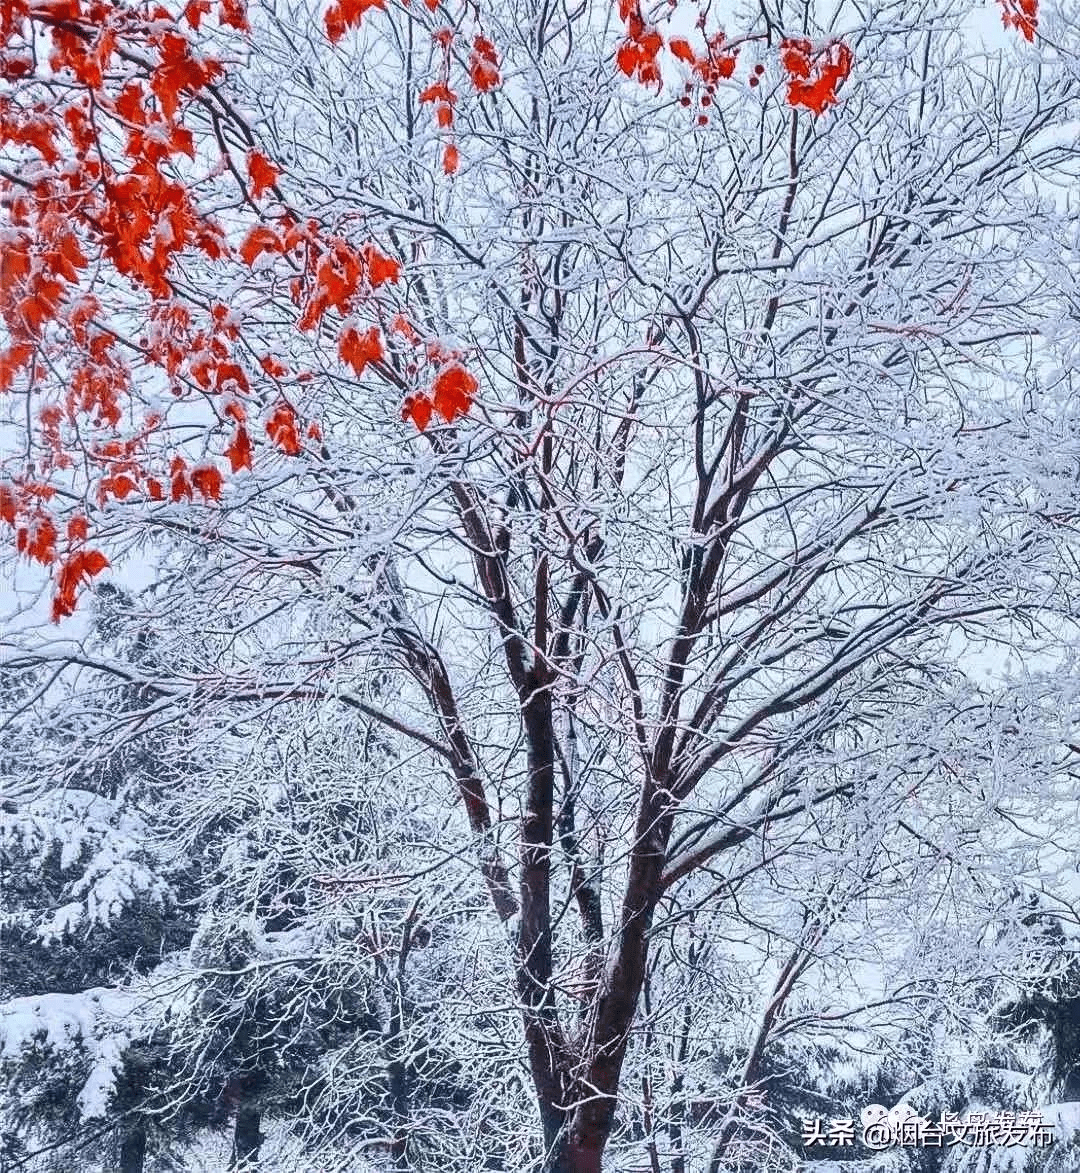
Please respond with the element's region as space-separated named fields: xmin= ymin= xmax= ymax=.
xmin=2 ymin=789 xmax=173 ymax=940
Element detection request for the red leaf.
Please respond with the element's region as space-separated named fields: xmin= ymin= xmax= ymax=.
xmin=338 ymin=325 xmax=384 ymax=375
xmin=419 ymin=82 xmax=456 ymax=106
xmin=324 ymin=4 xmax=346 ymax=41
xmin=401 ymin=394 xmax=434 ymax=431
xmin=247 ymin=150 xmax=280 ymax=198
xmin=26 ymin=516 xmax=57 ymax=565
xmin=113 ymin=82 xmax=148 ymax=125
xmin=239 ymin=225 xmax=284 ymax=266
xmin=0 ymin=483 xmax=17 ymax=526
xmin=999 ymin=0 xmax=1037 ymax=39
xmin=340 ymin=0 xmax=384 ymax=24
xmin=225 ymin=425 xmax=253 ymax=471
xmin=150 ymin=31 xmax=218 ymax=121
xmin=101 ymin=474 xmax=138 ymax=500
xmin=170 ymin=457 xmax=192 ymax=502
xmin=668 ymin=37 xmax=695 ymax=64
xmin=431 ymin=363 xmax=478 ymax=422
xmin=259 ymin=356 xmax=288 ymax=378
xmin=616 ymin=41 xmax=641 ymax=76
xmin=191 ymin=463 xmax=223 ymax=500
xmin=780 ymin=38 xmax=812 ymax=79
xmin=67 ymin=515 xmax=89 ymax=541
xmin=219 ymin=0 xmax=249 ymax=29
xmin=184 ymin=0 xmax=212 ymax=27
xmin=325 ymin=0 xmax=383 ymax=37
xmin=470 ymin=61 xmax=499 ymax=91
xmin=363 ymin=245 xmax=401 ymax=287
xmin=266 ymin=402 xmax=302 ymax=455
xmin=0 ymin=242 xmax=31 ymax=290
xmin=146 ymin=478 xmax=165 ymax=501
xmin=81 ymin=549 xmax=109 ymax=577
xmin=443 ymin=144 xmax=459 ymax=175
xmin=0 ymin=342 xmax=34 ymax=392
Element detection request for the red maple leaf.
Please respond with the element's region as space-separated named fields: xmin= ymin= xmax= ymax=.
xmin=266 ymin=401 xmax=302 ymax=455
xmin=401 ymin=394 xmax=434 ymax=431
xmin=247 ymin=150 xmax=280 ymax=198
xmin=191 ymin=462 xmax=224 ymax=500
xmin=100 ymin=474 xmax=138 ymax=500
xmin=240 ymin=225 xmax=285 ymax=266
xmin=225 ymin=425 xmax=253 ymax=471
xmin=998 ymin=0 xmax=1037 ymax=40
xmin=469 ymin=36 xmax=501 ymax=92
xmin=339 ymin=324 xmax=384 ymax=375
xmin=24 ymin=515 xmax=58 ymax=565
xmin=362 ymin=245 xmax=401 ymax=288
xmin=431 ymin=363 xmax=478 ymax=422
xmin=218 ymin=0 xmax=249 ymax=30
xmin=184 ymin=0 xmax=212 ymax=28
xmin=419 ymin=81 xmax=457 ymax=107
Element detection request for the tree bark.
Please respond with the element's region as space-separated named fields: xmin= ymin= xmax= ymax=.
xmin=229 ymin=1106 xmax=262 ymax=1171
xmin=118 ymin=1125 xmax=146 ymax=1173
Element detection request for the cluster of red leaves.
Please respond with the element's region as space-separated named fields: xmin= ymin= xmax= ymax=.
xmin=324 ymin=0 xmax=385 ymax=44
xmin=401 ymin=361 xmax=478 ymax=431
xmin=265 ymin=402 xmax=302 ymax=456
xmin=420 ymin=80 xmax=458 ymax=131
xmin=420 ymin=29 xmax=459 ymax=175
xmin=54 ymin=546 xmax=110 ymax=621
xmin=691 ymin=33 xmax=739 ymax=89
xmin=322 ymin=0 xmax=500 ymax=178
xmin=0 ymin=479 xmax=108 ymax=620
xmin=998 ymin=0 xmax=1037 ymax=40
xmin=0 ymin=0 xmax=420 ymax=619
xmin=778 ymin=37 xmax=853 ymax=115
xmin=469 ymin=36 xmax=501 ymax=92
xmin=615 ymin=0 xmax=664 ymax=86
xmin=417 ymin=28 xmax=500 ymax=175
xmin=613 ymin=2 xmax=857 ymax=122
xmin=614 ymin=6 xmax=741 ymax=123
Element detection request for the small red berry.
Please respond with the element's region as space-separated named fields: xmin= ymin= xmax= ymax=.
xmin=697 ymin=114 xmax=708 ymax=125
xmin=749 ymin=75 xmax=759 ymax=87
xmin=680 ymin=96 xmax=691 ymax=106
xmin=754 ymin=63 xmax=765 ymax=75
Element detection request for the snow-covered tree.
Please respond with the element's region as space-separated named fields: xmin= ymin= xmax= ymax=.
xmin=4 ymin=0 xmax=1080 ymax=1168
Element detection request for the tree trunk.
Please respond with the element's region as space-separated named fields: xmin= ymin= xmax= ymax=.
xmin=538 ymin=1104 xmax=570 ymax=1173
xmin=118 ymin=1125 xmax=146 ymax=1173
xmin=229 ymin=1106 xmax=262 ymax=1171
